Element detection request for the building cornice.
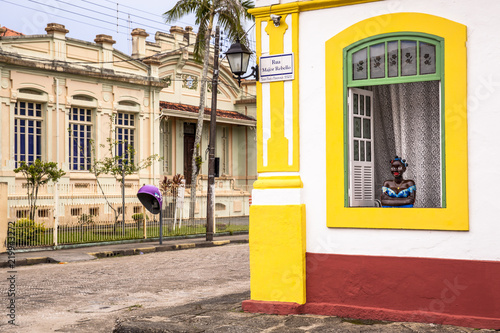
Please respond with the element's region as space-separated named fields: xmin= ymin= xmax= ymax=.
xmin=249 ymin=0 xmax=381 ymax=17
xmin=0 ymin=52 xmax=167 ymax=88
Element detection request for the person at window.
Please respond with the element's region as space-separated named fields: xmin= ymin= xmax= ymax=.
xmin=381 ymin=156 xmax=416 ymax=207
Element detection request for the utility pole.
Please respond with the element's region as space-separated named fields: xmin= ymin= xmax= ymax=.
xmin=122 ymin=165 xmax=125 ymax=237
xmin=206 ymin=26 xmax=220 ymax=241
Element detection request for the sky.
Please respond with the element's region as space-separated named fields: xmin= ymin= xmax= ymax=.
xmin=0 ymin=0 xmax=255 ymax=56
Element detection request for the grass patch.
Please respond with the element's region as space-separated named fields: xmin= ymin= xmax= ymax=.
xmin=14 ymin=220 xmax=248 ymax=248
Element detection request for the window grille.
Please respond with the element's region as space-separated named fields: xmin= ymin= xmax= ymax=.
xmin=115 ymin=112 xmax=135 ymax=165
xmin=69 ymin=107 xmax=93 ymax=171
xmin=38 ymin=209 xmax=49 ymax=218
xmin=89 ymin=207 xmax=99 ymax=216
xmin=16 ymin=210 xmax=29 ymax=219
xmin=14 ymin=101 xmax=43 ymax=167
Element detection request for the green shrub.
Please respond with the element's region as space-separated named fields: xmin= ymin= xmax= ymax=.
xmin=132 ymin=213 xmax=149 ymax=222
xmin=216 ymin=223 xmax=227 ymax=231
xmin=14 ymin=218 xmax=46 ymax=246
xmin=78 ymin=213 xmax=95 ymax=225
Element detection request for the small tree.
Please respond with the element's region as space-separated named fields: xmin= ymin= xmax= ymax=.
xmin=14 ymin=159 xmax=65 ymax=221
xmin=160 ymin=173 xmax=185 ymax=197
xmin=86 ymin=115 xmax=160 ymax=233
xmin=164 ymin=0 xmax=253 ymax=219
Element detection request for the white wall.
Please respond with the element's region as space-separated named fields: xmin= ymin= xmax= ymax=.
xmin=299 ymin=0 xmax=500 ymax=261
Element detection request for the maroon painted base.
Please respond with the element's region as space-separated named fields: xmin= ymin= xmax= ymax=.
xmin=242 ymin=253 xmax=500 ymax=330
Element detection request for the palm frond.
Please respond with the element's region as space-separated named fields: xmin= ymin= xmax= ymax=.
xmin=165 ymin=0 xmax=254 ymax=63
xmin=193 ymin=19 xmax=210 ymax=62
xmin=163 ymin=0 xmax=208 ymax=23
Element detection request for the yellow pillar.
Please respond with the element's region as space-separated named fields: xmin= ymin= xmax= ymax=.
xmin=249 ymin=8 xmax=306 ymax=305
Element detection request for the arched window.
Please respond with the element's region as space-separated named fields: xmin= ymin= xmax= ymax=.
xmin=118 ymin=100 xmax=138 ymax=107
xmin=344 ymin=33 xmax=444 ymax=209
xmin=68 ymin=107 xmax=93 ymax=171
xmin=347 ymin=33 xmax=442 ymax=84
xmin=18 ymin=88 xmax=44 ymax=95
xmin=14 ymin=101 xmax=43 ymax=166
xmin=14 ymin=88 xmax=48 ymax=166
xmin=72 ymin=94 xmax=94 ymax=102
xmin=115 ymin=101 xmax=139 ymax=166
xmin=325 ymin=13 xmax=468 ymax=230
xmin=69 ymin=95 xmax=96 ymax=171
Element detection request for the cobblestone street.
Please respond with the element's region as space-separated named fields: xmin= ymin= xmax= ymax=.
xmin=0 ymin=243 xmax=250 ymax=332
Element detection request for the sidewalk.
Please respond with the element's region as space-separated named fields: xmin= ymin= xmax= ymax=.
xmin=0 ymin=233 xmax=248 ymax=267
xmin=112 ymin=292 xmax=496 ymax=333
xmin=2 ymin=235 xmax=495 ymax=332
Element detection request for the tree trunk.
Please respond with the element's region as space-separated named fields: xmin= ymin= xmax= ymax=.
xmin=189 ymin=12 xmax=215 ymax=220
xmin=32 ymin=185 xmax=39 ymax=221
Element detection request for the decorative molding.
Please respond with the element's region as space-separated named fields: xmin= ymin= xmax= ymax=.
xmin=1 ymin=78 xmax=8 ymax=89
xmin=161 ymin=75 xmax=172 ymax=88
xmin=248 ymin=0 xmax=381 ymax=17
xmin=182 ymin=74 xmax=198 ymax=90
xmin=253 ymin=175 xmax=303 ymax=189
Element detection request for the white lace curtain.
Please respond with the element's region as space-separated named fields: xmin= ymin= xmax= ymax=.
xmin=372 ymin=81 xmax=442 ymax=208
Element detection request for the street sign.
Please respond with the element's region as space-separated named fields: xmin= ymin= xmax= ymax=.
xmin=259 ymin=53 xmax=294 ymax=83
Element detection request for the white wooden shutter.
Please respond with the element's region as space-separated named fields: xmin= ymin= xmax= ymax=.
xmin=348 ymin=88 xmax=375 ymax=207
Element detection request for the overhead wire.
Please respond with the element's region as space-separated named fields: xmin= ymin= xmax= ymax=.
xmin=0 ymin=0 xmax=129 ymax=35
xmin=23 ymin=0 xmax=134 ymax=32
xmin=2 ymin=0 xmax=202 ymax=52
xmin=10 ymin=0 xmax=187 ymax=38
xmin=50 ymin=0 xmax=189 ymax=37
xmin=0 ymin=0 xmax=257 ymax=95
xmin=81 ymin=0 xmax=196 ymax=31
xmin=2 ymin=0 xmax=255 ymax=56
xmin=100 ymin=0 xmax=195 ymax=27
xmin=51 ymin=0 xmax=173 ymax=35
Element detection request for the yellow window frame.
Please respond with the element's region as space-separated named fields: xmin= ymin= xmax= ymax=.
xmin=325 ymin=13 xmax=469 ymax=230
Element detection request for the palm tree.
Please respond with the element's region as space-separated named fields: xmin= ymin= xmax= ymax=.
xmin=164 ymin=0 xmax=253 ymax=218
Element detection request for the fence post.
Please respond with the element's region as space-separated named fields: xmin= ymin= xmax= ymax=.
xmin=53 ymin=183 xmax=59 ymax=246
xmin=0 ymin=182 xmax=8 ymax=252
xmin=143 ymin=206 xmax=147 ymax=239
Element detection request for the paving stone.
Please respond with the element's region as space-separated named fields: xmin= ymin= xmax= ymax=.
xmin=0 ymin=241 xmax=496 ymax=333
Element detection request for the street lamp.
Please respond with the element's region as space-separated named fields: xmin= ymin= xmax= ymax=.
xmin=225 ymin=39 xmax=259 ymax=86
xmin=206 ymin=34 xmax=259 ymax=242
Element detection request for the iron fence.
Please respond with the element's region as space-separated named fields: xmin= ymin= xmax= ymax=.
xmin=7 ymin=180 xmax=251 ymax=249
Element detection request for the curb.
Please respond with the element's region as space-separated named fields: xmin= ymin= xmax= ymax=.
xmin=0 ymin=238 xmax=248 ymax=268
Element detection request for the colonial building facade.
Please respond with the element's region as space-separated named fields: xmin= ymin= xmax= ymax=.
xmin=0 ymin=23 xmax=256 ymax=226
xmin=245 ymin=0 xmax=500 ymax=330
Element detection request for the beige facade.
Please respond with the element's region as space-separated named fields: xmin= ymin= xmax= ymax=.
xmin=141 ymin=26 xmax=257 ymax=187
xmin=0 ymin=23 xmax=256 ymax=225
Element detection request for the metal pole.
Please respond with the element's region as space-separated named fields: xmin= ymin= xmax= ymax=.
xmin=54 ymin=78 xmax=59 ymax=247
xmin=159 ymin=209 xmax=163 ymax=245
xmin=206 ymin=26 xmax=220 ymax=242
xmin=122 ymin=166 xmax=125 ymax=237
xmin=143 ymin=206 xmax=147 ymax=239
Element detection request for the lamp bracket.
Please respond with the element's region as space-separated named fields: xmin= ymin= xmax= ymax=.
xmin=233 ymin=64 xmax=259 ymax=87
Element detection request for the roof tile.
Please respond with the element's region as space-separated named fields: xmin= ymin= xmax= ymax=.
xmin=160 ymin=101 xmax=255 ymax=121
xmin=1 ymin=27 xmax=24 ymax=37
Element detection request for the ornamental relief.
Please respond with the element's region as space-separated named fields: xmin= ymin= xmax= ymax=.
xmin=161 ymin=75 xmax=172 ymax=88
xmin=207 ymin=82 xmax=222 ymax=94
xmin=181 ymin=74 xmax=198 ymax=90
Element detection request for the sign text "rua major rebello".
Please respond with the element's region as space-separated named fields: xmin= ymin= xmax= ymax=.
xmin=259 ymin=53 xmax=294 ymax=83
